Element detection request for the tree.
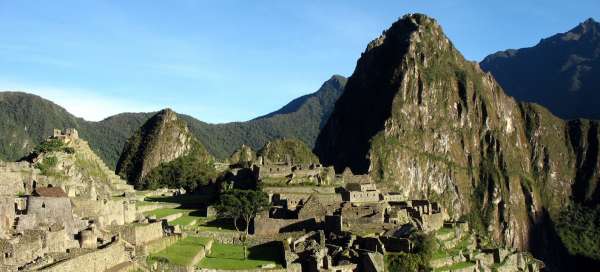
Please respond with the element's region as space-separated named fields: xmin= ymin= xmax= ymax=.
xmin=215 ymin=189 xmax=270 ymax=259
xmin=386 ymin=232 xmax=434 ymax=272
xmin=142 ymin=154 xmax=216 ymax=191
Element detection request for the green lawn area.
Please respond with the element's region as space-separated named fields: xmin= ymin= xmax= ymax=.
xmin=432 ymin=249 xmax=448 ymax=259
xmin=144 ymin=194 xmax=213 ymax=207
xmin=150 ymin=236 xmax=212 ymax=266
xmin=170 ymin=215 xmax=199 ymax=226
xmin=434 ymin=261 xmax=476 ymax=271
xmin=437 ymin=227 xmax=454 ymax=236
xmin=143 ymin=207 xmax=196 ymax=219
xmin=198 ymin=242 xmax=283 ymax=270
xmin=191 ymin=217 xmax=237 ymax=232
xmin=136 ymin=200 xmax=159 ymax=207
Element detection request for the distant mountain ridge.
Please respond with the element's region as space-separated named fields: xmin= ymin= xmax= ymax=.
xmin=481 ymin=18 xmax=600 ymax=120
xmin=0 ymin=75 xmax=346 ymax=168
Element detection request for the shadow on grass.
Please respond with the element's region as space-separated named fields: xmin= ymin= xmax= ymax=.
xmin=202 ymin=218 xmax=238 ymax=231
xmin=247 ymin=241 xmax=284 ymax=264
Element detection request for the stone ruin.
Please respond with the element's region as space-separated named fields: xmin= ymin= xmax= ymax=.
xmin=253 ymin=161 xmax=336 ymax=186
xmin=0 ymin=129 xmax=178 ymax=271
xmin=52 ymin=128 xmax=79 ymax=143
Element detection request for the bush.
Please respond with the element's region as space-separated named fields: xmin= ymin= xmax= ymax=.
xmin=386 ymin=232 xmax=434 ymax=272
xmin=35 ymin=156 xmax=58 ymax=175
xmin=34 ymin=139 xmax=66 ymax=154
xmin=387 ymin=252 xmax=423 ymax=272
xmin=141 ymin=154 xmax=216 ymax=192
xmin=556 ymin=203 xmax=600 ymax=260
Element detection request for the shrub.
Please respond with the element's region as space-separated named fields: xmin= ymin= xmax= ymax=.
xmin=556 ymin=203 xmax=600 ymax=260
xmin=34 ymin=139 xmax=66 ymax=154
xmin=141 ymin=153 xmax=216 ymax=192
xmin=35 ymin=156 xmax=58 ymax=175
xmin=386 ymin=232 xmax=434 ymax=272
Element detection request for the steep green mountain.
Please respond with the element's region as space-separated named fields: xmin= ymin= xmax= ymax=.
xmin=0 ymin=75 xmax=346 ymax=167
xmin=257 ymin=138 xmax=319 ymax=164
xmin=0 ymin=92 xmax=150 ymax=166
xmin=315 ymin=14 xmax=600 ymax=270
xmin=480 ymin=18 xmax=600 ymax=120
xmin=182 ymin=74 xmax=347 ymax=159
xmin=116 ymin=108 xmax=214 ymax=188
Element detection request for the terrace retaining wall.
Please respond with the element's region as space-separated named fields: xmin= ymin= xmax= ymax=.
xmin=40 ymin=241 xmax=130 ymax=272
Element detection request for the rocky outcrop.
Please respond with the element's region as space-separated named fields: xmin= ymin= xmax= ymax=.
xmin=258 ymin=138 xmax=320 ymax=165
xmin=24 ymin=130 xmax=134 ymax=199
xmin=228 ymin=144 xmax=256 ymax=166
xmin=116 ymin=108 xmax=213 ymax=187
xmin=314 ymin=13 xmax=600 ymax=270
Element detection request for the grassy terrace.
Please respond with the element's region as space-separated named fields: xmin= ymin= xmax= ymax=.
xmin=433 ymin=261 xmax=476 ymax=272
xmin=170 ymin=215 xmax=198 ymax=226
xmin=143 ymin=207 xmax=196 ymax=219
xmin=143 ymin=194 xmax=212 ymax=208
xmin=437 ymin=226 xmax=454 ymax=236
xmin=150 ymin=236 xmax=211 ymax=266
xmin=198 ymin=242 xmax=283 ymax=270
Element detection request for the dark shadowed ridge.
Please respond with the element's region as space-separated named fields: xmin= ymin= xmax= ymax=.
xmin=481 ymin=18 xmax=600 ymax=120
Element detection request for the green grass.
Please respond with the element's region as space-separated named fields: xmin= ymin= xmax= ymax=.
xmin=437 ymin=227 xmax=454 ymax=236
xmin=143 ymin=208 xmax=195 ymax=219
xmin=190 ymin=217 xmax=237 ymax=232
xmin=198 ymin=242 xmax=283 ymax=270
xmin=434 ymin=261 xmax=476 ymax=271
xmin=432 ymin=249 xmax=448 ymax=260
xmin=136 ymin=200 xmax=158 ymax=206
xmin=144 ymin=194 xmax=213 ymax=207
xmin=150 ymin=236 xmax=211 ymax=266
xmin=170 ymin=215 xmax=199 ymax=226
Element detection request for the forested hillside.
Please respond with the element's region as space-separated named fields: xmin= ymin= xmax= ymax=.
xmin=0 ymin=75 xmax=346 ymax=168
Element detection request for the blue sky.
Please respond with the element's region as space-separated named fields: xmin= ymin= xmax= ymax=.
xmin=0 ymin=1 xmax=598 ymax=123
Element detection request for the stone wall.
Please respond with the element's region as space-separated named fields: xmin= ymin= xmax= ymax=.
xmin=253 ymin=217 xmax=317 ymax=236
xmin=70 ymin=198 xmax=134 ymax=228
xmin=40 ymin=240 xmax=130 ymax=272
xmin=18 ymin=196 xmax=77 ymax=235
xmin=345 ymin=191 xmax=380 ymax=203
xmin=0 ymin=162 xmax=37 ymax=197
xmin=421 ymin=213 xmax=444 ymax=233
xmin=263 ymin=186 xmax=336 ymax=194
xmin=120 ymin=221 xmax=164 ymax=246
xmin=44 ymin=227 xmax=78 ymax=253
xmin=340 ymin=204 xmax=386 ymax=225
xmin=140 ymin=235 xmax=181 ymax=256
xmin=0 ymin=229 xmax=45 ymax=267
xmin=0 ymin=197 xmax=16 ymax=238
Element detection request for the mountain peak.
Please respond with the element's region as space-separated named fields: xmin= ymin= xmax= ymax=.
xmin=115 ymin=108 xmax=213 ymax=186
xmin=582 ymin=17 xmax=598 ymax=27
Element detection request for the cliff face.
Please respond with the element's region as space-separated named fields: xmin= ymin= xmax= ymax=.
xmin=116 ymin=108 xmax=213 ymax=187
xmin=228 ymin=144 xmax=256 ymax=166
xmin=315 ymin=13 xmax=600 ymax=265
